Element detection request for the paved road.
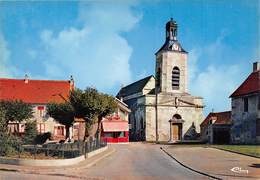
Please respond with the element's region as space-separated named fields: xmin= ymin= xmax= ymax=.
xmin=0 ymin=143 xmax=209 ymax=180
xmin=80 ymin=143 xmax=208 ymax=180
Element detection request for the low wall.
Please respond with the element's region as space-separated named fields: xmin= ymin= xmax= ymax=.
xmin=0 ymin=146 xmax=108 ymax=167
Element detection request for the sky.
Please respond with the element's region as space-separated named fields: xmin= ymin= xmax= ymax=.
xmin=0 ymin=0 xmax=259 ymax=115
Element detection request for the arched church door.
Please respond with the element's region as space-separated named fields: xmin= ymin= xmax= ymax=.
xmin=171 ymin=114 xmax=183 ymax=141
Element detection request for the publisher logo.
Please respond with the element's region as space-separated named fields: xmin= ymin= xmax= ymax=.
xmin=231 ymin=167 xmax=249 ymax=174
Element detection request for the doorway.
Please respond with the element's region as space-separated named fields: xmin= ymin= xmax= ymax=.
xmin=172 ymin=123 xmax=182 ymax=141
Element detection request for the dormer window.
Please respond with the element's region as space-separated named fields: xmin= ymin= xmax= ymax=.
xmin=37 ymin=106 xmax=45 ymax=117
xmin=172 ymin=67 xmax=180 ymax=90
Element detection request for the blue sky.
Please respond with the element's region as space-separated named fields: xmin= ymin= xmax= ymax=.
xmin=0 ymin=0 xmax=259 ymax=115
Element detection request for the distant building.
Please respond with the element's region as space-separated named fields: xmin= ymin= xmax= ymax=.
xmin=0 ymin=75 xmax=74 ymax=141
xmin=73 ymin=118 xmax=86 ymax=141
xmin=200 ymin=111 xmax=231 ymax=144
xmin=117 ymin=19 xmax=204 ymax=142
xmin=230 ymin=62 xmax=260 ymax=144
xmin=101 ymin=98 xmax=130 ymax=143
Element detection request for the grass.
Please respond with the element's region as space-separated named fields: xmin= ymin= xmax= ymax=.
xmin=166 ymin=143 xmax=260 ymax=158
xmin=211 ymin=145 xmax=260 ymax=158
xmin=4 ymin=151 xmax=59 ymax=160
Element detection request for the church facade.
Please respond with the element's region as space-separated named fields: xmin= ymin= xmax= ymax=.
xmin=117 ymin=19 xmax=204 ymax=142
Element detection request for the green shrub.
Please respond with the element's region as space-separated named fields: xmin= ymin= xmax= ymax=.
xmin=0 ymin=102 xmax=23 ymax=156
xmin=23 ymin=120 xmax=38 ymax=145
xmin=0 ymin=132 xmax=23 ymax=156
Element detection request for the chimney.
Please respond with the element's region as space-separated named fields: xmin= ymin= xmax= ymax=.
xmin=24 ymin=74 xmax=29 ymax=84
xmin=69 ymin=75 xmax=74 ymax=90
xmin=253 ymin=61 xmax=260 ymax=72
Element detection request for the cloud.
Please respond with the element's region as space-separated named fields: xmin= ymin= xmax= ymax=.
xmin=39 ymin=2 xmax=141 ymax=92
xmin=189 ymin=32 xmax=246 ymax=115
xmin=27 ymin=49 xmax=37 ymax=59
xmin=0 ymin=32 xmax=12 ymax=77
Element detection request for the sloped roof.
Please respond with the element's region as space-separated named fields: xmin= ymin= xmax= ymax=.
xmin=156 ymin=40 xmax=187 ymax=55
xmin=0 ymin=78 xmax=72 ymax=104
xmin=230 ymin=70 xmax=260 ymax=97
xmin=117 ymin=75 xmax=154 ymax=97
xmin=200 ymin=111 xmax=231 ymax=127
xmin=115 ymin=98 xmax=131 ymax=113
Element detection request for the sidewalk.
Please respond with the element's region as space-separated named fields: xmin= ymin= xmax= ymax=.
xmin=0 ymin=146 xmax=115 ymax=177
xmin=162 ymin=146 xmax=260 ymax=180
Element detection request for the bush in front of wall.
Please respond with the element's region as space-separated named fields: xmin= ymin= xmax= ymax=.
xmin=23 ymin=120 xmax=38 ymax=145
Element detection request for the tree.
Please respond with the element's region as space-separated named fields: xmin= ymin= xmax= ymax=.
xmin=0 ymin=106 xmax=22 ymax=155
xmin=0 ymin=100 xmax=33 ymax=129
xmin=47 ymin=87 xmax=117 ymax=142
xmin=47 ymin=102 xmax=74 ymax=140
xmin=96 ymin=92 xmax=117 ymax=139
xmin=69 ymin=88 xmax=117 ymax=140
xmin=23 ymin=120 xmax=38 ymax=144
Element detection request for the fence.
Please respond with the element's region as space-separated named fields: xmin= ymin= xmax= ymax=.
xmin=22 ymin=139 xmax=107 ymax=159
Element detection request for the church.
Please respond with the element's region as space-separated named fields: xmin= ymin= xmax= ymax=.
xmin=117 ymin=18 xmax=204 ymax=142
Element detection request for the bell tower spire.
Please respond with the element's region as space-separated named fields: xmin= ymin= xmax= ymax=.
xmin=156 ymin=18 xmax=186 ymax=54
xmin=155 ymin=18 xmax=188 ymax=94
xmin=166 ymin=18 xmax=178 ymax=41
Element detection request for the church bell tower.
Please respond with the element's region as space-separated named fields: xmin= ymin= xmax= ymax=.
xmin=155 ymin=18 xmax=188 ymax=94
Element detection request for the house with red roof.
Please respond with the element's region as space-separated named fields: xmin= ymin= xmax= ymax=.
xmin=0 ymin=75 xmax=74 ymax=141
xmin=101 ymin=98 xmax=130 ymax=143
xmin=200 ymin=111 xmax=231 ymax=144
xmin=230 ymin=62 xmax=260 ymax=144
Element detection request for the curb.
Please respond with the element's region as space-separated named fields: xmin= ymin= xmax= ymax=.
xmin=0 ymin=146 xmax=108 ymax=167
xmin=160 ymin=147 xmax=221 ymax=180
xmin=0 ymin=147 xmax=115 ymax=173
xmin=73 ymin=147 xmax=116 ymax=169
xmin=211 ymin=147 xmax=260 ymax=159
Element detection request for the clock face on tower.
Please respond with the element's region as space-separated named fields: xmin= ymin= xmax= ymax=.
xmin=172 ymin=43 xmax=179 ymax=51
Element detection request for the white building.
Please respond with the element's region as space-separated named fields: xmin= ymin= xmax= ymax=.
xmin=117 ymin=19 xmax=204 ymax=142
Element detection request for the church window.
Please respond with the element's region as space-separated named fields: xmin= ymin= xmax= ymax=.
xmin=172 ymin=67 xmax=180 ymax=90
xmin=156 ymin=68 xmax=161 ymax=87
xmin=173 ymin=29 xmax=177 ymax=37
xmin=140 ymin=118 xmax=144 ymax=129
xmin=173 ymin=114 xmax=182 ymax=120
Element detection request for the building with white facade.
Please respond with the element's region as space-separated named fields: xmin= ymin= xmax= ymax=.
xmin=117 ymin=19 xmax=204 ymax=142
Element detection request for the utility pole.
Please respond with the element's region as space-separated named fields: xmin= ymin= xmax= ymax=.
xmin=155 ymin=83 xmax=159 ymax=143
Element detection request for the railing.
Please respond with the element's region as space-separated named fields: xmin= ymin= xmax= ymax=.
xmin=22 ymin=139 xmax=107 ymax=159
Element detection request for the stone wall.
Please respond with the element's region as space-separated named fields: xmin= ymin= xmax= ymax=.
xmin=144 ymin=93 xmax=204 ymax=142
xmin=231 ymin=93 xmax=260 ymax=144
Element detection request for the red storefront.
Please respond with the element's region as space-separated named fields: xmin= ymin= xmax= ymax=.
xmin=101 ymin=114 xmax=129 ymax=143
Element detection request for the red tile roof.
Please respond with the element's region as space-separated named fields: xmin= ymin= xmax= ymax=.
xmin=0 ymin=78 xmax=73 ymax=104
xmin=230 ymin=70 xmax=260 ymax=97
xmin=200 ymin=111 xmax=231 ymax=127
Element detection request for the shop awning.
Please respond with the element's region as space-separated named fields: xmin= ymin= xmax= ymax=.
xmin=102 ymin=121 xmax=129 ymax=132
